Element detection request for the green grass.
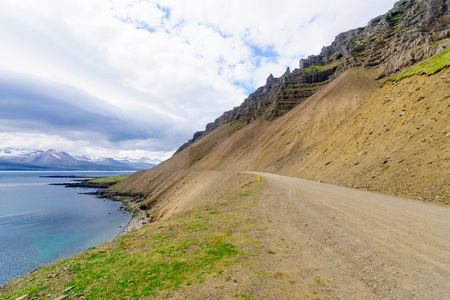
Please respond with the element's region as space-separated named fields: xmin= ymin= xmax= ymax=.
xmin=390 ymin=48 xmax=450 ymax=81
xmin=302 ymin=64 xmax=324 ymax=72
xmin=429 ymin=38 xmax=450 ymax=46
xmin=381 ymin=165 xmax=391 ymax=171
xmin=1 ymin=180 xmax=261 ymax=299
xmin=2 ymin=214 xmax=240 ymax=299
xmin=301 ymin=58 xmax=343 ymax=73
xmin=88 ymin=174 xmax=131 ymax=184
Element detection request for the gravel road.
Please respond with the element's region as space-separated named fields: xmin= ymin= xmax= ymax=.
xmin=253 ymin=172 xmax=450 ymax=299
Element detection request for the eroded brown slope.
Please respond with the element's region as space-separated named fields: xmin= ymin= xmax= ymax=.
xmin=192 ymin=67 xmax=449 ymax=203
xmin=113 ymin=67 xmax=448 ymax=221
xmin=280 ymin=69 xmax=450 ymax=202
xmin=191 ymin=69 xmax=379 ymax=172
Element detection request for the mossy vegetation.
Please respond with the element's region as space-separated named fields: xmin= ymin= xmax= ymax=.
xmin=386 ymin=10 xmax=403 ymax=29
xmin=429 ymin=37 xmax=450 ymax=46
xmin=302 ymin=64 xmax=324 ymax=73
xmin=301 ymin=58 xmax=343 ymax=74
xmin=390 ymin=48 xmax=450 ymax=81
xmin=88 ymin=174 xmax=132 ymax=184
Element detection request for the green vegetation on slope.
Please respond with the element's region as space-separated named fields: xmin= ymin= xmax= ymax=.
xmin=1 ymin=181 xmax=261 ymax=299
xmin=300 ymin=58 xmax=343 ymax=73
xmin=88 ymin=174 xmax=131 ymax=184
xmin=390 ymin=48 xmax=450 ymax=81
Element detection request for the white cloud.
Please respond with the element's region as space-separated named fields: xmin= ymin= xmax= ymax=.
xmin=0 ymin=0 xmax=398 ymax=160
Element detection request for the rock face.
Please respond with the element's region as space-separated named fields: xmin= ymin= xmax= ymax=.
xmin=176 ymin=0 xmax=450 ymax=153
xmin=305 ymin=0 xmax=450 ymax=79
xmin=176 ymin=67 xmax=335 ymax=153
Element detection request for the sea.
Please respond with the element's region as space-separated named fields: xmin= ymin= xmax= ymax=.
xmin=0 ymin=171 xmax=133 ymax=285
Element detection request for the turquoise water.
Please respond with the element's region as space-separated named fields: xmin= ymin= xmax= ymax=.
xmin=0 ymin=171 xmax=133 ymax=285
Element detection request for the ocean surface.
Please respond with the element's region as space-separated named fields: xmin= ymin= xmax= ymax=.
xmin=0 ymin=171 xmax=133 ymax=285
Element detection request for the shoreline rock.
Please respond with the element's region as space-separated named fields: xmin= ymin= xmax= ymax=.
xmin=49 ymin=180 xmax=115 ymax=189
xmin=56 ymin=181 xmax=149 ymax=234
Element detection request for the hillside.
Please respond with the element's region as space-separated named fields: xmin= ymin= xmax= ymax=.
xmin=110 ymin=64 xmax=448 ymax=223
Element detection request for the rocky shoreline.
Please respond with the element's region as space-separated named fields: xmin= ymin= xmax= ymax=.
xmin=52 ymin=179 xmax=148 ymax=234
xmin=49 ymin=180 xmax=116 ymax=189
xmin=91 ymin=190 xmax=149 ymax=234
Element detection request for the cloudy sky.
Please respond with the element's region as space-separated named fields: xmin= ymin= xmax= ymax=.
xmin=0 ymin=0 xmax=397 ymax=161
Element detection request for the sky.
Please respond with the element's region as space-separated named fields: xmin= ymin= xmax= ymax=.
xmin=0 ymin=0 xmax=398 ymax=161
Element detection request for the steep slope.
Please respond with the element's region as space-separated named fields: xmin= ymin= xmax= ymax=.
xmin=279 ymin=68 xmax=450 ymax=202
xmin=119 ymin=0 xmax=450 ymax=215
xmin=113 ymin=63 xmax=448 ymax=221
xmin=112 ymin=0 xmax=450 ymax=220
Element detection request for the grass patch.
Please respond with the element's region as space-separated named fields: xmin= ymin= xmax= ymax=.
xmin=88 ymin=174 xmax=131 ymax=184
xmin=239 ymin=192 xmax=251 ymax=197
xmin=381 ymin=165 xmax=391 ymax=171
xmin=2 ymin=214 xmax=240 ymax=299
xmin=301 ymin=58 xmax=343 ymax=73
xmin=390 ymin=48 xmax=450 ymax=81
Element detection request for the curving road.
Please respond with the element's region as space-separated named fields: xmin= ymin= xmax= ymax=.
xmin=252 ymin=172 xmax=450 ymax=299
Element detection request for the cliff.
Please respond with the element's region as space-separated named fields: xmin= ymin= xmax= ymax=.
xmin=177 ymin=0 xmax=450 ymax=153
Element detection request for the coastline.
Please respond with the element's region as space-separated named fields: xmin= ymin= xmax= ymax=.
xmin=55 ymin=178 xmax=147 ymax=235
xmin=95 ymin=190 xmax=148 ymax=235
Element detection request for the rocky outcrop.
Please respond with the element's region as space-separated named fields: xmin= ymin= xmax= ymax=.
xmin=304 ymin=0 xmax=450 ymax=79
xmin=50 ymin=180 xmax=115 ymax=188
xmin=176 ymin=67 xmax=335 ymax=153
xmin=176 ymin=0 xmax=450 ymax=153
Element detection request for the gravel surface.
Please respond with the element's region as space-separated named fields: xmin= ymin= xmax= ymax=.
xmin=250 ymin=172 xmax=450 ymax=299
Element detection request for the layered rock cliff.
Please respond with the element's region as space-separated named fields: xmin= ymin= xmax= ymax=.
xmin=176 ymin=0 xmax=450 ymax=153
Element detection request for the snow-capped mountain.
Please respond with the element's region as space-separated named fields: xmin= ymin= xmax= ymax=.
xmin=75 ymin=155 xmax=136 ymax=169
xmin=23 ymin=149 xmax=80 ymax=166
xmin=0 ymin=147 xmax=43 ymax=158
xmin=115 ymin=157 xmax=161 ymax=165
xmin=76 ymin=155 xmax=160 ymax=170
xmin=0 ymin=148 xmax=158 ymax=171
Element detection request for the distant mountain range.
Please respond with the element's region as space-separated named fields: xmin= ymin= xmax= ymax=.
xmin=0 ymin=148 xmax=159 ymax=171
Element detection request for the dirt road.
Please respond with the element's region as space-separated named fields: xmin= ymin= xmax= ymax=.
xmin=250 ymin=172 xmax=450 ymax=299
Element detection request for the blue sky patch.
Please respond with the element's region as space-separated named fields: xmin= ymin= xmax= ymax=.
xmin=233 ymin=80 xmax=255 ymax=95
xmin=157 ymin=5 xmax=171 ymax=20
xmin=251 ymin=44 xmax=279 ymax=59
xmin=136 ymin=23 xmax=156 ymax=33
